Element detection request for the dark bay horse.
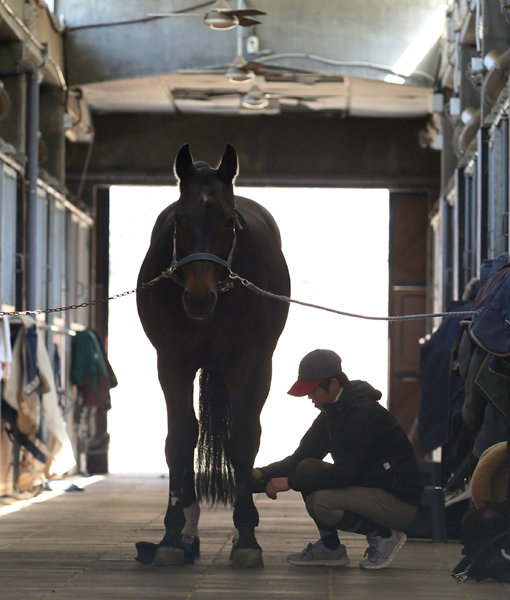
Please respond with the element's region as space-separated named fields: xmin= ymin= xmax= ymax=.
xmin=136 ymin=144 xmax=290 ymax=567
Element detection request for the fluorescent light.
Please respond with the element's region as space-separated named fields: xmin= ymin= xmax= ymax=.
xmin=391 ymin=5 xmax=445 ymax=77
xmin=384 ymin=74 xmax=406 ymax=85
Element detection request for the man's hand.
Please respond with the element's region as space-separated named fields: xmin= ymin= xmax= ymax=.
xmin=250 ymin=468 xmax=266 ymax=493
xmin=265 ymin=477 xmax=290 ymax=499
xmin=252 ymin=468 xmax=263 ymax=481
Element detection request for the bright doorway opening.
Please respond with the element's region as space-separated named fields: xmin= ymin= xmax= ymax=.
xmin=107 ymin=186 xmax=389 ymax=472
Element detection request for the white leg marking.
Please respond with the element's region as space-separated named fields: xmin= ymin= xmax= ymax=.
xmin=182 ymin=501 xmax=200 ymax=537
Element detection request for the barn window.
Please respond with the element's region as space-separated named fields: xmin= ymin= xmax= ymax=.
xmin=67 ymin=213 xmax=91 ymax=329
xmin=0 ymin=162 xmax=17 ymax=310
xmin=33 ymin=187 xmax=49 ymax=312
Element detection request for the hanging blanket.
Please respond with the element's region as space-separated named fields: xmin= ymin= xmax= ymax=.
xmin=2 ymin=315 xmax=76 ymax=477
xmin=470 ymin=264 xmax=510 ymax=356
xmin=71 ymin=329 xmax=117 ymax=408
xmin=418 ymin=300 xmax=468 ymax=454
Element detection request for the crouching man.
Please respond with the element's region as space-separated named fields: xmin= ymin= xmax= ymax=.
xmin=253 ymin=349 xmax=423 ymax=569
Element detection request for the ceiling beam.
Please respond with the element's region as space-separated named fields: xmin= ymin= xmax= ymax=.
xmin=66 ymin=113 xmax=439 ymax=191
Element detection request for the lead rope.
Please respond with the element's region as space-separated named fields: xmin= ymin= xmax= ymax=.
xmin=0 ymin=267 xmax=477 ymax=321
xmin=226 ymin=270 xmax=477 ymax=322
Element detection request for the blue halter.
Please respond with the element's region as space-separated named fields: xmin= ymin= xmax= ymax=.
xmin=167 ymin=219 xmax=237 ymax=292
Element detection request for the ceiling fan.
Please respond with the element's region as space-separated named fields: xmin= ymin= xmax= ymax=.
xmin=171 ymin=87 xmax=345 ymax=113
xmin=240 ymin=61 xmax=346 ymax=83
xmin=148 ymin=0 xmax=266 ymax=31
xmin=172 ymin=82 xmax=270 ymax=109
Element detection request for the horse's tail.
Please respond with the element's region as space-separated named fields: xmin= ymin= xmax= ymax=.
xmin=196 ymin=369 xmax=235 ymax=505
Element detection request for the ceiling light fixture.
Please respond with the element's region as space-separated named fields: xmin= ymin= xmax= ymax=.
xmin=204 ymin=0 xmax=239 ymax=30
xmin=241 ymin=76 xmax=268 ymax=109
xmin=147 ymin=0 xmax=264 ymax=30
xmin=226 ymin=54 xmax=252 ymax=83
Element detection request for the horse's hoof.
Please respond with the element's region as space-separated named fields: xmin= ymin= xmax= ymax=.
xmin=182 ymin=535 xmax=200 ymax=564
xmin=152 ymin=546 xmax=186 ymax=567
xmin=231 ymin=547 xmax=264 ymax=569
xmin=135 ymin=541 xmax=158 ymax=564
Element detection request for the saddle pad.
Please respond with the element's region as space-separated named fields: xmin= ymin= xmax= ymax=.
xmin=470 ymin=270 xmax=510 ymax=356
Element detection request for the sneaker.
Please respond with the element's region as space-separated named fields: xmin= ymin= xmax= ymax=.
xmin=287 ymin=539 xmax=350 ymax=567
xmin=359 ymin=529 xmax=407 ymax=569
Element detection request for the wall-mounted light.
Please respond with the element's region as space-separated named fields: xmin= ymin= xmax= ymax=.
xmin=453 ymin=107 xmax=480 ymax=156
xmin=482 ymin=48 xmax=510 ymax=106
xmin=460 ymin=107 xmax=479 ymax=125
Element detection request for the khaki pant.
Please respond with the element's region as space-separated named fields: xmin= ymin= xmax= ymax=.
xmin=297 ymin=458 xmax=418 ymax=531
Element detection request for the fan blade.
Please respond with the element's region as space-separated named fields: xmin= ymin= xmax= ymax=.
xmin=242 ymin=61 xmax=307 ymax=76
xmin=242 ymin=61 xmax=266 ymax=73
xmin=173 ymin=89 xmax=242 ymax=101
xmin=224 ymin=9 xmax=266 ymax=17
xmin=237 ymin=17 xmax=262 ymax=26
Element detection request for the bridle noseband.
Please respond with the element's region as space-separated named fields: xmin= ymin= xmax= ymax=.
xmin=167 ymin=212 xmax=240 ymax=293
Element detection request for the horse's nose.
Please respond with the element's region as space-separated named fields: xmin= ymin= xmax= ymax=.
xmin=182 ymin=290 xmax=217 ymax=320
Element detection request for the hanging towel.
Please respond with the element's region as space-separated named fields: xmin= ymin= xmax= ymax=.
xmin=0 ymin=315 xmax=12 ymax=381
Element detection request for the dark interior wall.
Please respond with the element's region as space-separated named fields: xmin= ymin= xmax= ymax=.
xmin=65 ymin=113 xmax=440 ymax=193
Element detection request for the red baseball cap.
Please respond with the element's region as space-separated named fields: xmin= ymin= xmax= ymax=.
xmin=287 ymin=349 xmax=343 ymax=397
xmin=287 ymin=379 xmax=323 ymax=397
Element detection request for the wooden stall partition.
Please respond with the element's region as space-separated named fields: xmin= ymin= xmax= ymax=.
xmin=388 ymin=192 xmax=430 ymax=437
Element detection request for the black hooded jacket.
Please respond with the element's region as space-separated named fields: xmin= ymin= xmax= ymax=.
xmin=259 ymin=380 xmax=423 ymax=505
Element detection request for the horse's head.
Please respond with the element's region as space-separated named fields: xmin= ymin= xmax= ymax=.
xmin=173 ymin=144 xmax=238 ymax=322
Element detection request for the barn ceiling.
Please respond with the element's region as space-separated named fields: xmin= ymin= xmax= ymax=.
xmin=59 ymin=0 xmax=447 ymax=125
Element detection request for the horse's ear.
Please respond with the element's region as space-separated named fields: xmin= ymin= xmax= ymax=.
xmin=174 ymin=144 xmax=194 ymax=182
xmin=217 ymin=144 xmax=238 ymax=184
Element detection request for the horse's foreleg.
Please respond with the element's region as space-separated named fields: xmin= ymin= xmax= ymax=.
xmin=227 ymin=364 xmax=271 ymax=568
xmin=137 ymin=361 xmax=199 ymax=567
xmin=161 ymin=412 xmax=200 ymax=564
xmin=229 ymin=418 xmax=263 ymax=568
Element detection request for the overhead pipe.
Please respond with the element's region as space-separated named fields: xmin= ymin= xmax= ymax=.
xmin=25 ymin=67 xmax=40 ymax=311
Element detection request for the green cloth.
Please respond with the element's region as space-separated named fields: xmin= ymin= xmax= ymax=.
xmin=71 ymin=329 xmax=108 ymax=389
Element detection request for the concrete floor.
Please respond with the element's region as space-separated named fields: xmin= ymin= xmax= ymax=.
xmin=0 ymin=474 xmax=509 ymax=599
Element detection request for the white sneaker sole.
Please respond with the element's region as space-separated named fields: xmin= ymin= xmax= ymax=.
xmin=287 ymin=555 xmax=350 ymax=567
xmin=359 ymin=533 xmax=407 ymax=570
